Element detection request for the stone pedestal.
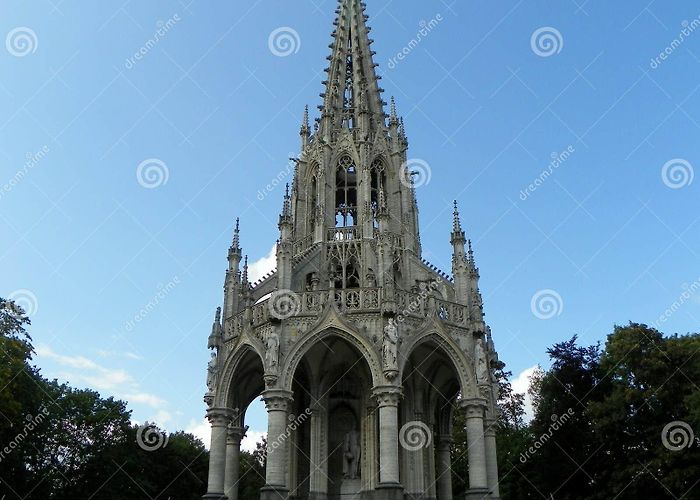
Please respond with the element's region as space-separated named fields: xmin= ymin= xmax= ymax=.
xmin=340 ymin=477 xmax=362 ymax=498
xmin=260 ymin=485 xmax=289 ymax=500
xmin=374 ymin=483 xmax=404 ymax=500
xmin=465 ymin=487 xmax=491 ymax=500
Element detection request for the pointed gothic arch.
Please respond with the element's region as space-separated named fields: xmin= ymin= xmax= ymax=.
xmin=281 ymin=326 xmax=383 ymax=393
xmin=400 ymin=330 xmax=477 ymax=399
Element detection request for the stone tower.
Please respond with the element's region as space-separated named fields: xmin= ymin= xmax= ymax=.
xmin=202 ymin=1 xmax=501 ymax=499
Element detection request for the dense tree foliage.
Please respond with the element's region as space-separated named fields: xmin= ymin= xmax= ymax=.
xmin=3 ymin=296 xmax=699 ymax=499
xmin=498 ymin=324 xmax=700 ymax=499
xmin=0 ymin=298 xmax=209 ymax=499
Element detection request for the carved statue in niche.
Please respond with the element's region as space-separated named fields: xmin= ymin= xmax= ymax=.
xmin=342 ymin=429 xmax=361 ymax=479
xmin=206 ymin=352 xmax=218 ymax=393
xmin=383 ymin=318 xmax=399 ymax=374
xmin=265 ymin=331 xmax=279 ymax=370
xmin=475 ymin=337 xmax=490 ymax=384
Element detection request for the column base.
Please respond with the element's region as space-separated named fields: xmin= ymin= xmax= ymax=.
xmin=465 ymin=487 xmax=491 ymax=500
xmin=260 ymin=485 xmax=289 ymax=500
xmin=202 ymin=494 xmax=228 ymax=500
xmin=374 ymin=482 xmax=403 ymax=500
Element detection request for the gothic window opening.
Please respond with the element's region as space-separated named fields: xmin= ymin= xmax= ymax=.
xmin=335 ymin=156 xmax=358 ymax=228
xmin=329 ymin=259 xmax=360 ymax=290
xmin=342 ymin=28 xmax=355 ymax=127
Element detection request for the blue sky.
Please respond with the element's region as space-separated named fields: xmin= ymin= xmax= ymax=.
xmin=2 ymin=0 xmax=699 ymax=447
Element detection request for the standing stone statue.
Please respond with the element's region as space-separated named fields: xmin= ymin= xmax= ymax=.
xmin=475 ymin=337 xmax=490 ymax=384
xmin=342 ymin=429 xmax=361 ymax=479
xmin=208 ymin=307 xmax=222 ymax=349
xmin=383 ymin=318 xmax=399 ymax=374
xmin=206 ymin=352 xmax=218 ymax=393
xmin=265 ymin=331 xmax=279 ymax=370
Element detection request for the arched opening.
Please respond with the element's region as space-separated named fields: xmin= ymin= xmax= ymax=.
xmin=225 ymin=348 xmax=267 ymax=499
xmin=335 ymin=156 xmax=358 ymax=228
xmin=289 ymin=332 xmax=376 ymax=500
xmin=401 ymin=338 xmax=463 ymax=499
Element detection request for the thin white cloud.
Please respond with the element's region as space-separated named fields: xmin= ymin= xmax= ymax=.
xmin=248 ymin=245 xmax=277 ymax=283
xmin=512 ymin=365 xmax=539 ymax=421
xmin=36 ymin=344 xmax=166 ymax=408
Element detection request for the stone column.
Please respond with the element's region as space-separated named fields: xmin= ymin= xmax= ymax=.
xmin=203 ymin=408 xmax=233 ymax=500
xmin=224 ymin=426 xmax=245 ymax=500
xmin=261 ymin=389 xmax=294 ymax=500
xmin=309 ymin=403 xmax=327 ymax=500
xmin=461 ymin=398 xmax=489 ymax=500
xmin=373 ymin=386 xmax=403 ymax=500
xmin=435 ymin=436 xmax=453 ymax=500
xmin=484 ymin=418 xmax=500 ymax=499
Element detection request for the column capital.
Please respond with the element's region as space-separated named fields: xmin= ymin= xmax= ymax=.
xmin=262 ymin=389 xmax=294 ymax=411
xmin=484 ymin=417 xmax=499 ymax=436
xmin=372 ymin=385 xmax=403 ymax=407
xmin=227 ymin=425 xmax=246 ymax=445
xmin=458 ymin=397 xmax=488 ymax=418
xmin=206 ymin=407 xmax=234 ymax=427
xmin=437 ymin=435 xmax=453 ymax=451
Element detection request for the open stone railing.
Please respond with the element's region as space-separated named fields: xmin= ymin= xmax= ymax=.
xmin=230 ymin=288 xmax=467 ymax=333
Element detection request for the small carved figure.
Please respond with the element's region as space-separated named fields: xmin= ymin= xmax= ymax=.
xmin=265 ymin=331 xmax=280 ymax=370
xmin=383 ymin=318 xmax=399 ymax=372
xmin=208 ymin=307 xmax=223 ymax=349
xmin=475 ymin=337 xmax=490 ymax=384
xmin=342 ymin=429 xmax=361 ymax=479
xmin=206 ymin=352 xmax=218 ymax=393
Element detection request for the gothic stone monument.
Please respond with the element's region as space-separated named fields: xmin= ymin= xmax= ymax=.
xmin=202 ymin=1 xmax=501 ymax=499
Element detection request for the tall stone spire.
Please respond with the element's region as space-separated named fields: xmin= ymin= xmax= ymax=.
xmin=319 ymin=0 xmax=386 ymax=135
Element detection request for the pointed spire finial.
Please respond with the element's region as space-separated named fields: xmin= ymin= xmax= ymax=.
xmin=242 ymin=255 xmax=249 ymax=284
xmin=300 ymin=105 xmax=310 ymax=136
xmin=453 ymin=200 xmax=462 ymax=232
xmin=390 ymin=96 xmax=398 ymax=125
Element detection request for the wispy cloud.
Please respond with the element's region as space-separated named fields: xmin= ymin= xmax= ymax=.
xmin=512 ymin=364 xmax=539 ymax=421
xmin=36 ymin=344 xmax=166 ymax=408
xmin=248 ymin=244 xmax=277 ymax=283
